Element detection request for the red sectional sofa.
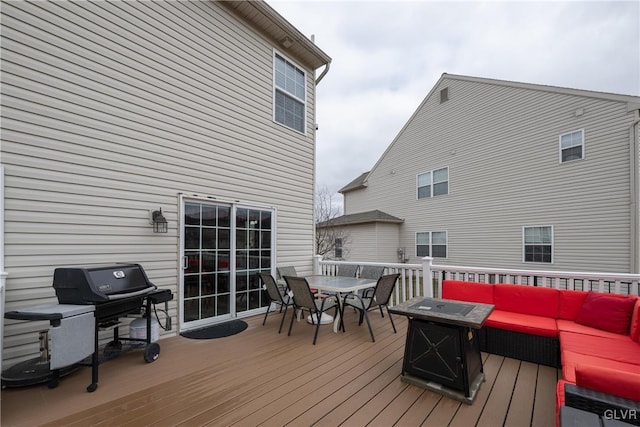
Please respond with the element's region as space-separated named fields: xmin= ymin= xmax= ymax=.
xmin=442 ymin=280 xmax=640 ymax=426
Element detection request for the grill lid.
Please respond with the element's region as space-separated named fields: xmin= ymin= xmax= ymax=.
xmin=53 ymin=264 xmax=157 ymax=304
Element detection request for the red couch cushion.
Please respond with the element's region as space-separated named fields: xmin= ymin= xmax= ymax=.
xmin=575 ymin=292 xmax=636 ymax=335
xmin=442 ymin=280 xmax=494 ymax=304
xmin=557 ymin=319 xmax=632 ymax=340
xmin=561 ymin=350 xmax=640 ymax=383
xmin=575 ymin=364 xmax=640 ymax=401
xmin=494 ymin=284 xmax=559 ymax=318
xmin=630 ymin=297 xmax=640 ymax=342
xmin=485 ymin=310 xmax=558 ymax=337
xmin=557 ymin=290 xmax=588 ymax=320
xmin=559 ymin=331 xmax=640 ymax=365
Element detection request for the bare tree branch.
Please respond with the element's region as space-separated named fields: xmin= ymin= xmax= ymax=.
xmin=315 ymin=186 xmax=351 ymax=259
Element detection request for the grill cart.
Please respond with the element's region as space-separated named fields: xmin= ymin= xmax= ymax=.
xmin=3 ymin=264 xmax=172 ymax=392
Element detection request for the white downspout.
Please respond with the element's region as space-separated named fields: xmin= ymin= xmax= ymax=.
xmin=315 ymin=62 xmax=331 ymax=85
xmin=311 ymin=33 xmax=331 ymax=86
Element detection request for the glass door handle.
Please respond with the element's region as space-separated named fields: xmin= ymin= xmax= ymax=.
xmin=182 ymin=256 xmax=188 ymax=270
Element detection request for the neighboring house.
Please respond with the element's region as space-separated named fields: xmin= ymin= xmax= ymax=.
xmin=317 ymin=209 xmax=404 ymax=262
xmin=334 ymin=74 xmax=640 ymax=273
xmin=0 ymin=1 xmax=330 ymax=367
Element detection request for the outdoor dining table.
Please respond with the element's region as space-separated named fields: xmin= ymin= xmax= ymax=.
xmin=304 ymin=275 xmax=378 ymax=332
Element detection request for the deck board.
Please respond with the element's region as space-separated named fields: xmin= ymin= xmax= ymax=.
xmin=532 ymin=364 xmax=560 ymax=427
xmin=337 ymin=358 xmax=407 ymax=426
xmin=448 ymin=353 xmax=501 ymax=427
xmin=367 ymin=380 xmax=424 ymax=427
xmin=1 ymin=310 xmax=559 ymax=427
xmin=477 ymin=356 xmax=521 ymax=427
xmin=396 ymin=390 xmax=442 ymax=426
xmin=504 ymin=361 xmax=538 ymax=427
xmin=422 ymin=396 xmax=462 ymax=426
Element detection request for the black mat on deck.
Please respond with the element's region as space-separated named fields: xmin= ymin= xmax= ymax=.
xmin=180 ymin=320 xmax=248 ymax=339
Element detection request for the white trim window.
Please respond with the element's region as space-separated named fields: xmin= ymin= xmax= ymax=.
xmin=334 ymin=238 xmax=343 ymax=259
xmin=416 ymin=231 xmax=447 ymax=258
xmin=274 ymin=51 xmax=306 ymax=133
xmin=417 ymin=167 xmax=449 ymax=199
xmin=523 ymin=225 xmax=553 ymax=263
xmin=559 ymin=129 xmax=584 ymax=163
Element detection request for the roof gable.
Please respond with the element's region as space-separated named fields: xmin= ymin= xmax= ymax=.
xmin=359 ymin=73 xmax=640 ymax=187
xmin=339 ymin=171 xmax=369 ymax=194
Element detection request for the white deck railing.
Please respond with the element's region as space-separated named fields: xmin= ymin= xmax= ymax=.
xmin=314 ymin=256 xmax=640 ymax=307
xmin=314 ymin=256 xmax=433 ymax=306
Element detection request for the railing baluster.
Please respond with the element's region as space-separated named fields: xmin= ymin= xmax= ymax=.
xmin=614 ymin=280 xmax=621 ymax=294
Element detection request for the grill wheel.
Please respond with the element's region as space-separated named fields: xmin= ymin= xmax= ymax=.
xmin=143 ymin=343 xmax=160 ymax=363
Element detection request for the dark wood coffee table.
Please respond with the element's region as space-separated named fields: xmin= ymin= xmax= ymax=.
xmin=389 ymin=296 xmax=494 ymax=404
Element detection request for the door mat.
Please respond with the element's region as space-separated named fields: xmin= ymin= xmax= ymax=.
xmin=180 ymin=320 xmax=248 ymax=340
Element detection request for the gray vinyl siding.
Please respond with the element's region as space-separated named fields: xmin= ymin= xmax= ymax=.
xmin=345 ymin=76 xmax=638 ymax=273
xmin=374 ymin=223 xmax=402 ymax=262
xmin=343 ymin=224 xmax=378 ymax=262
xmin=1 ymin=1 xmax=318 ymax=364
xmin=341 ymin=223 xmax=401 ymax=263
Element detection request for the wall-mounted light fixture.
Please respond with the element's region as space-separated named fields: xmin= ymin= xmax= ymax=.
xmin=280 ymin=36 xmax=294 ymax=48
xmin=151 ymin=208 xmax=168 ymax=233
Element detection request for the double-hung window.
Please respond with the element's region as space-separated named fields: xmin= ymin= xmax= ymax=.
xmin=274 ymin=52 xmax=306 ymax=133
xmin=417 ymin=167 xmax=449 ymax=199
xmin=523 ymin=226 xmax=553 ymax=263
xmin=559 ymin=130 xmax=584 ymax=163
xmin=416 ymin=231 xmax=447 ymax=258
xmin=334 ymin=238 xmax=343 ymax=259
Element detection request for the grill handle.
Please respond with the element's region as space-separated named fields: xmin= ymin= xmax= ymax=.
xmin=105 ymin=286 xmax=157 ymax=301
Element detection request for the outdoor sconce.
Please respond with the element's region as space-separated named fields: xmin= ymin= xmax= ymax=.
xmin=280 ymin=36 xmax=294 ymax=48
xmin=151 ymin=208 xmax=168 ymax=233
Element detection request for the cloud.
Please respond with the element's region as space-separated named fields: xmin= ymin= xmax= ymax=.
xmin=269 ymin=0 xmax=640 ymax=199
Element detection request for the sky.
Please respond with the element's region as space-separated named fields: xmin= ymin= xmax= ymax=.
xmin=267 ymin=0 xmax=640 ymax=209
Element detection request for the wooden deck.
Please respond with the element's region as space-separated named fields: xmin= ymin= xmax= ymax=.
xmin=1 ymin=309 xmax=559 ymax=426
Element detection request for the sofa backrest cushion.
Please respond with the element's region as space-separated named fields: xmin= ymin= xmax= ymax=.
xmin=493 ymin=284 xmax=559 ymax=318
xmin=558 ymin=290 xmax=588 ymax=320
xmin=575 ymin=292 xmax=636 ymax=335
xmin=442 ymin=280 xmax=493 ymax=304
xmin=630 ymin=297 xmax=640 ymax=342
xmin=575 ymin=364 xmax=640 ymax=401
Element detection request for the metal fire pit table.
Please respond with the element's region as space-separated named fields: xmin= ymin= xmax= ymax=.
xmin=389 ymin=296 xmax=494 ymax=404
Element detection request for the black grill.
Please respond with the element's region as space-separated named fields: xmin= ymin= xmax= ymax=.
xmin=3 ymin=263 xmax=172 ymax=392
xmin=53 ymin=264 xmax=157 ymax=304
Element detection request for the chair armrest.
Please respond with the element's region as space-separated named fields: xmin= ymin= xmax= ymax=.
xmin=362 ymin=288 xmax=375 ymax=298
xmin=564 ymin=383 xmax=640 ymax=426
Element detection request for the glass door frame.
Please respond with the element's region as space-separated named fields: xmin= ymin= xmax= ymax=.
xmin=178 ymin=195 xmax=276 ymax=332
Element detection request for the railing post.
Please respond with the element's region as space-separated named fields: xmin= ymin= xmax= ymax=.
xmin=422 ymin=256 xmax=433 ymax=298
xmin=313 ymin=255 xmax=323 ymax=275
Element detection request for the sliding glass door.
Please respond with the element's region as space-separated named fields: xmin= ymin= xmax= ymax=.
xmin=181 ymin=198 xmax=274 ymax=330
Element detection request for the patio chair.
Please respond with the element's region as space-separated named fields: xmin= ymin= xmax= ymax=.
xmin=258 ymin=273 xmax=294 ymax=333
xmin=337 ymin=264 xmax=358 ymax=277
xmin=359 ymin=265 xmax=385 ymax=280
xmin=354 ymin=265 xmax=385 ymax=300
xmin=340 ymin=273 xmax=400 ymax=342
xmin=284 ymin=276 xmax=342 ymax=345
xmin=276 ymin=266 xmax=297 ymax=280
